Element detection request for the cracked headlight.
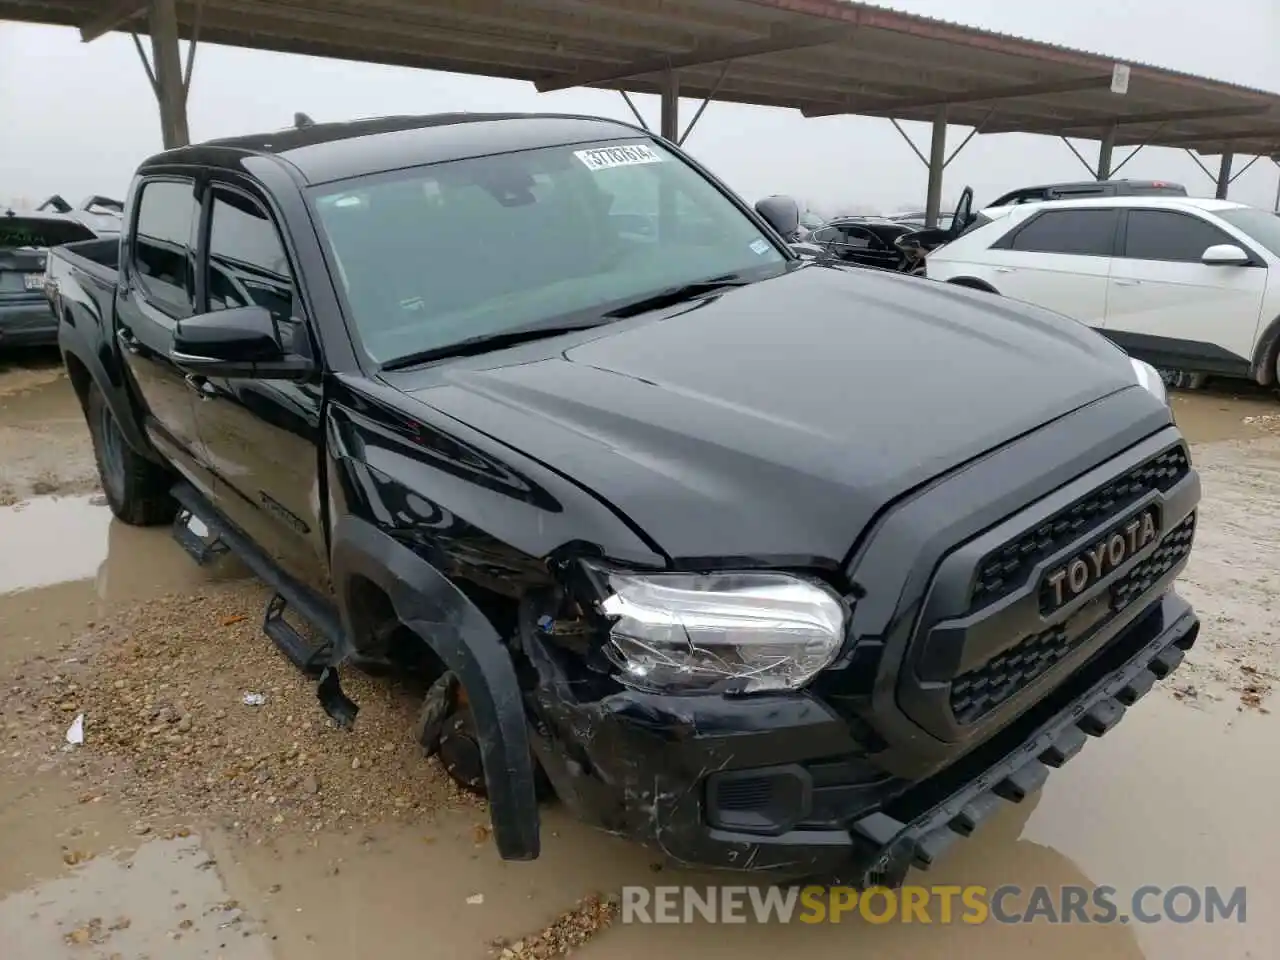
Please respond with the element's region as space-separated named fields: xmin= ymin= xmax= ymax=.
xmin=596 ymin=571 xmax=847 ymax=694
xmin=1130 ymin=357 xmax=1169 ymax=406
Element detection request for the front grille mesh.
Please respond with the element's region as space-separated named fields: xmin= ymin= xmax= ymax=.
xmin=970 ymin=445 xmax=1190 ymax=612
xmin=950 ymin=511 xmax=1196 ymax=724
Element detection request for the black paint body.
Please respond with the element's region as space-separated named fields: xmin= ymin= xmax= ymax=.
xmin=48 ymin=113 xmax=1201 ymax=879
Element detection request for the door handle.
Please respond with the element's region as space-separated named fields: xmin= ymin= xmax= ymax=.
xmin=116 ymin=326 xmax=141 ymax=355
xmin=184 ymin=374 xmax=219 ymax=400
xmin=1114 ymin=278 xmax=1142 ymax=286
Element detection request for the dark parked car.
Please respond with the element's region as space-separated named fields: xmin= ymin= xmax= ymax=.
xmin=990 ymin=179 xmax=1187 ymax=208
xmin=1 ymin=208 xmax=100 ymax=346
xmin=48 ymin=113 xmax=1200 ymax=885
xmin=887 ymin=211 xmax=955 ymax=230
xmin=798 ymin=217 xmax=919 ymax=271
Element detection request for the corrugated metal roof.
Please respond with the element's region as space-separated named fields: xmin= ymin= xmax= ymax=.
xmin=5 ymin=0 xmax=1280 ymax=155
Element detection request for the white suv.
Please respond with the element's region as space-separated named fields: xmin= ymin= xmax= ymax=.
xmin=926 ymin=196 xmax=1280 ymax=387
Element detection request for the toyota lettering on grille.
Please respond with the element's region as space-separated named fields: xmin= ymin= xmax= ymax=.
xmin=1042 ymin=507 xmax=1160 ymax=612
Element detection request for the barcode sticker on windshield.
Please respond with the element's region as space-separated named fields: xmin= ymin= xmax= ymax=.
xmin=574 ymin=144 xmax=663 ymax=171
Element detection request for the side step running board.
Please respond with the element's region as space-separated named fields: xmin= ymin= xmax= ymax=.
xmin=170 ymin=482 xmax=358 ymax=728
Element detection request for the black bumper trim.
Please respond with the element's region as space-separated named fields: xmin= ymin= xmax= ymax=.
xmin=852 ymin=594 xmax=1198 ymax=888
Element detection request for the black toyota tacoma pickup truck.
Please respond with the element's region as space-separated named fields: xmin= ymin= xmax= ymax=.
xmin=47 ymin=114 xmax=1200 ymax=885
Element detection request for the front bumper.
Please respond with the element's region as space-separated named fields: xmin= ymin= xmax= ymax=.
xmin=0 ymin=301 xmax=58 ymax=346
xmin=527 ymin=591 xmax=1197 ymax=884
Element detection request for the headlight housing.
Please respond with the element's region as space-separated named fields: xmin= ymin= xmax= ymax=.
xmin=594 ymin=569 xmax=848 ymax=694
xmin=1130 ymin=357 xmax=1169 ymax=406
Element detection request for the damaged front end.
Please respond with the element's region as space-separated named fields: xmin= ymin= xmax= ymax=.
xmin=511 ymin=557 xmax=1200 ymax=887
xmin=515 ymin=560 xmax=903 ymax=878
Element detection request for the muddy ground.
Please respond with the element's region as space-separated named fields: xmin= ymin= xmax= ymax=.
xmin=1 ymin=348 xmax=1278 ymax=959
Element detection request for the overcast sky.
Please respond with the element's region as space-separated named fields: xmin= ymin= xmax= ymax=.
xmin=2 ymin=0 xmax=1277 ymax=213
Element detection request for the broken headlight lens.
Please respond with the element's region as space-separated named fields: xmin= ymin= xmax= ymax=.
xmin=596 ymin=571 xmax=847 ymax=694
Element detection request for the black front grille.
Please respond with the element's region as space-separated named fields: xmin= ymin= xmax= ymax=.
xmin=1112 ymin=512 xmax=1197 ymax=611
xmin=970 ymin=445 xmax=1190 ymax=612
xmin=951 ymin=511 xmax=1196 ymax=724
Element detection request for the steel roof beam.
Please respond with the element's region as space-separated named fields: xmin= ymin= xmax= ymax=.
xmin=1153 ymin=125 xmax=1280 ymax=147
xmin=1051 ymin=104 xmax=1273 ymax=132
xmin=800 ymin=75 xmax=1115 ymax=118
xmin=81 ymin=0 xmax=146 ymax=42
xmin=534 ymin=24 xmax=851 ymax=92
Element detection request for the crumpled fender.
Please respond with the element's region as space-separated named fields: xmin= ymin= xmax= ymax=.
xmin=329 ymin=513 xmax=540 ymax=861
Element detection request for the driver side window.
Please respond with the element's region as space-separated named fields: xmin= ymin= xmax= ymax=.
xmin=205 ymin=187 xmax=307 ymax=354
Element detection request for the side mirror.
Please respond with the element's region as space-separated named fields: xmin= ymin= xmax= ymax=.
xmin=754 ymin=195 xmax=800 ymax=239
xmin=171 ymin=305 xmax=313 ymax=380
xmin=1201 ymin=243 xmax=1250 ymax=266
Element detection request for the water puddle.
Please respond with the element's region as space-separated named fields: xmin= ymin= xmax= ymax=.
xmin=216 ymin=805 xmax=659 ymax=960
xmin=0 ymin=835 xmax=272 ymax=959
xmin=1172 ymin=386 xmax=1280 ymax=445
xmin=0 ymin=494 xmax=247 ymax=670
xmin=0 ymin=370 xmax=98 ymax=503
xmin=0 ymin=496 xmax=114 ymax=594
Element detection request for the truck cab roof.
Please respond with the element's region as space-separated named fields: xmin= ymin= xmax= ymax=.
xmin=146 ymin=113 xmax=650 ymax=186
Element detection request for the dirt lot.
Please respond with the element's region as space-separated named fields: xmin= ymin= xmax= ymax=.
xmin=2 ymin=348 xmax=1278 ymax=960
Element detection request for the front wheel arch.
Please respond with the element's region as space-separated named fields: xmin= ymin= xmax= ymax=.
xmin=1249 ymin=313 xmax=1280 ymax=386
xmin=329 ymin=514 xmax=540 ymax=861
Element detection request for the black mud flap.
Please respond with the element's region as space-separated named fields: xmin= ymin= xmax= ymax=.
xmin=317 ymin=665 xmax=359 ymax=729
xmin=330 ymin=515 xmax=540 ymax=861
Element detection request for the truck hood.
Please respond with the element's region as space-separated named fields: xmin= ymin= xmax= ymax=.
xmin=390 ymin=264 xmax=1145 ymax=567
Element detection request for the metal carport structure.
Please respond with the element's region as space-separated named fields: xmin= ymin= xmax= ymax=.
xmin=5 ymin=0 xmax=1280 ymax=222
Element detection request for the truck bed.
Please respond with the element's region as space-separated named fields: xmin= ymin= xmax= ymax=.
xmin=53 ymin=237 xmax=120 ymax=281
xmin=46 ymin=237 xmax=121 ymax=341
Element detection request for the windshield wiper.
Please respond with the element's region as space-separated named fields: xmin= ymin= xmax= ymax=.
xmin=379 ymin=321 xmax=608 ymax=372
xmin=601 ymin=274 xmax=751 ymax=319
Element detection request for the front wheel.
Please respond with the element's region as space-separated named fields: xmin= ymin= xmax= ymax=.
xmin=85 ymin=382 xmax=176 ymax=526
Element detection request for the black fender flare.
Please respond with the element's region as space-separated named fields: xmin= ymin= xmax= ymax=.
xmin=1250 ymin=313 xmax=1280 ymax=385
xmin=329 ymin=514 xmax=540 ymax=861
xmin=58 ymin=320 xmax=158 ymax=461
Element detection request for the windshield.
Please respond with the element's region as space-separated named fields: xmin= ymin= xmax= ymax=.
xmin=1217 ymin=207 xmax=1280 ymax=258
xmin=311 ymin=139 xmax=787 ymax=364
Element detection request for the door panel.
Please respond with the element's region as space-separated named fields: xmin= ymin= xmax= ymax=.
xmin=191 ymin=185 xmax=330 ymax=594
xmin=115 ymin=178 xmax=214 ymax=494
xmin=984 ymin=252 xmax=1111 ymax=325
xmin=982 ymin=208 xmax=1118 ymax=326
xmin=1103 ymin=209 xmax=1267 ymax=367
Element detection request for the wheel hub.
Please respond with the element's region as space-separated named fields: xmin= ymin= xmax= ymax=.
xmin=438 ymin=709 xmax=486 ymax=795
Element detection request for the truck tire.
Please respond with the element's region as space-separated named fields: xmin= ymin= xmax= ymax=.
xmin=85 ymin=382 xmax=176 ymax=526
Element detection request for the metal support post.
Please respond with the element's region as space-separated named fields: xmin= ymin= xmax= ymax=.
xmin=924 ymin=106 xmax=947 ymax=228
xmin=148 ymin=0 xmax=189 ymax=148
xmin=1216 ymin=152 xmax=1233 ymax=199
xmin=1096 ymin=124 xmax=1117 ymax=180
xmin=660 ymin=70 xmax=679 ymax=142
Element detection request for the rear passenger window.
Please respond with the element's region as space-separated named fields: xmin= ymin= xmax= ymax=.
xmin=133 ymin=180 xmax=198 ymax=316
xmin=997 ymin=209 xmax=1117 ymax=256
xmin=1122 ymin=210 xmax=1236 ymax=263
